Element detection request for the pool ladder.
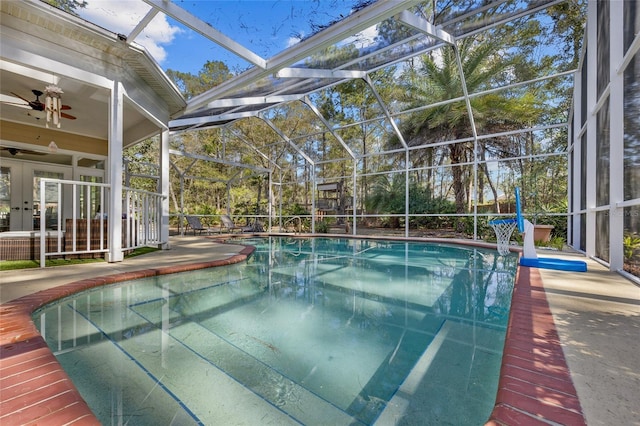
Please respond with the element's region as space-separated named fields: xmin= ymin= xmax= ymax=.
xmin=283 ymin=216 xmax=303 ymax=234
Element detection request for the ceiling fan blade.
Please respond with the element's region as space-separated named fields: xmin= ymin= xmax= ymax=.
xmin=21 ymin=149 xmax=46 ymax=155
xmin=1 ymin=93 xmax=30 ymax=107
xmin=61 ymin=104 xmax=72 ymax=110
xmin=1 ymin=147 xmax=47 ymax=156
xmin=61 ymin=112 xmax=76 ymax=120
xmin=8 ymin=92 xmax=43 ymax=110
xmin=1 ymin=100 xmax=32 ymax=109
xmin=9 ymin=92 xmax=31 ymax=103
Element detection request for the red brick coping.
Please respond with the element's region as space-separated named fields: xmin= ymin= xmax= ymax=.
xmin=1 ymin=240 xmax=586 ymax=425
xmin=486 ymin=266 xmax=586 ymax=426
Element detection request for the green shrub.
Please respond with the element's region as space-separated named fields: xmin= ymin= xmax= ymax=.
xmin=624 ymin=232 xmax=640 ymax=261
xmin=315 ymin=220 xmax=329 ymax=233
xmin=535 ymin=236 xmax=565 ymax=250
xmin=465 ymin=217 xmax=493 ymax=239
xmin=285 ymin=203 xmax=309 ymax=216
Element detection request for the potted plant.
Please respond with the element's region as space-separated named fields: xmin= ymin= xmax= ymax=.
xmin=533 ymin=224 xmax=554 ymax=243
xmin=529 ymin=190 xmax=554 ymax=243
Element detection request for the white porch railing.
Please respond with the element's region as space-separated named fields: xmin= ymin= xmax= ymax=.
xmin=38 ymin=178 xmax=166 ymax=267
xmin=122 ymin=186 xmax=165 ymax=249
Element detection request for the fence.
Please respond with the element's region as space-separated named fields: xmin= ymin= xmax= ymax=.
xmin=38 ymin=178 xmax=166 ymax=267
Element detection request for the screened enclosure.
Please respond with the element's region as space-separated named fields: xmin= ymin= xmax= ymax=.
xmin=162 ymin=0 xmax=585 ymax=246
xmin=17 ymin=0 xmax=638 ymax=279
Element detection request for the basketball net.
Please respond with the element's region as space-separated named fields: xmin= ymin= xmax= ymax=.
xmin=489 ymin=219 xmax=517 ymax=255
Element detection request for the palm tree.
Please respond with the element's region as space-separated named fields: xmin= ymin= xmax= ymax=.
xmin=393 ymin=31 xmax=546 ymax=231
xmin=365 ymin=172 xmax=405 ymax=228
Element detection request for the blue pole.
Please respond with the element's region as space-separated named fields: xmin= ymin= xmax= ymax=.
xmin=515 ymin=187 xmax=524 ymax=233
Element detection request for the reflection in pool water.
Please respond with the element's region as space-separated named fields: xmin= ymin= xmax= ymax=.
xmin=34 ymin=237 xmax=517 ymax=425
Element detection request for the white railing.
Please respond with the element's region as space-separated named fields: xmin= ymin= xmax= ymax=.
xmin=38 ymin=178 xmax=166 ymax=267
xmin=123 ymin=186 xmax=165 ymax=249
xmin=282 ymin=215 xmax=304 ymax=233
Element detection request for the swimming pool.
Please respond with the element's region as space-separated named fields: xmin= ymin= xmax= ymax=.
xmin=34 ymin=237 xmax=518 ymax=425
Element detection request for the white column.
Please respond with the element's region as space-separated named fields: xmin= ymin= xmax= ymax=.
xmin=268 ymin=170 xmax=273 ymax=231
xmin=159 ymin=129 xmax=170 ymax=249
xmin=107 ymin=81 xmax=124 ymax=262
xmin=351 ymin=160 xmax=357 ymax=235
xmin=584 ymin=1 xmax=597 ymax=258
xmin=608 ymin=0 xmax=624 ymax=271
xmin=570 ymin=44 xmax=582 ymax=251
xmin=522 ymin=220 xmax=538 ymax=260
xmin=572 ymin=88 xmax=584 ymax=251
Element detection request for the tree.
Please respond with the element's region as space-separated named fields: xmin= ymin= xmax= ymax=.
xmin=45 ymin=0 xmax=86 ymax=16
xmin=121 ymin=2 xmax=584 ymax=234
xmin=166 ymin=61 xmax=233 ymax=100
xmin=365 ymin=172 xmax=405 ymax=228
xmin=390 ymin=8 xmax=568 ymax=231
xmin=124 ymin=61 xmax=237 ymax=220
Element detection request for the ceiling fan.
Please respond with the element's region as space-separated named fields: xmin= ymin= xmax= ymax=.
xmin=2 ymin=89 xmax=76 ymax=120
xmin=0 ymin=146 xmax=46 ymax=156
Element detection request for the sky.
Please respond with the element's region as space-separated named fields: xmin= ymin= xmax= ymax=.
xmin=77 ymin=0 xmax=364 ymax=75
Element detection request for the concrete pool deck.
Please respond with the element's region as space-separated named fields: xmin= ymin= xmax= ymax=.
xmin=1 ymin=236 xmax=638 ymax=425
xmin=531 ymin=251 xmax=639 ymax=426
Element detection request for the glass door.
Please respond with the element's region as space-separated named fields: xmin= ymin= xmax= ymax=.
xmin=32 ymin=169 xmax=66 ymax=230
xmin=0 ymin=167 xmax=10 ymax=232
xmin=79 ymin=174 xmax=104 ymax=219
xmin=3 ymin=161 xmax=26 ymax=231
xmin=2 ymin=160 xmax=70 ymax=231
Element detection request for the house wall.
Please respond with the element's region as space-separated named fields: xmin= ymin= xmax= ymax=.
xmin=571 ymin=1 xmax=640 ymax=277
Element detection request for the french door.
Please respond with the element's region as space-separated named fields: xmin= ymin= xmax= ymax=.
xmin=0 ymin=160 xmax=70 ymax=231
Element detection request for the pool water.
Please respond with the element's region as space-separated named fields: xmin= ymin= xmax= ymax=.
xmin=34 ymin=237 xmax=518 ymax=425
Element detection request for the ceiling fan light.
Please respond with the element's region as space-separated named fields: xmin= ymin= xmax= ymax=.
xmin=48 ymin=141 xmax=58 ymax=153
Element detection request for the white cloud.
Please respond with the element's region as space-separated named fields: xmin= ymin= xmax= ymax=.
xmin=79 ymin=0 xmax=182 ymax=64
xmin=343 ymin=25 xmax=379 ymax=49
xmin=285 ymin=24 xmax=378 ymax=52
xmin=286 ymin=34 xmax=304 ymax=48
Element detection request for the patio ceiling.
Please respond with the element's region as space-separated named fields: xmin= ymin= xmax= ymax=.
xmin=0 ymin=0 xmax=185 ymax=150
xmin=1 ymin=62 xmax=110 ymax=141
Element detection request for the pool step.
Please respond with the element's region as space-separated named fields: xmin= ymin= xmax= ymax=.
xmin=166 ymin=320 xmax=362 ymax=425
xmin=267 ymin=264 xmax=451 ymax=309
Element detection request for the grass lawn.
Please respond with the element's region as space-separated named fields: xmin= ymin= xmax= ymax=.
xmin=0 ymin=246 xmax=159 ymax=271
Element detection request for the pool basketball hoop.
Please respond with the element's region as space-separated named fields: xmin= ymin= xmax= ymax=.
xmin=488 ymin=188 xmax=524 ymax=256
xmin=488 ymin=218 xmax=518 ymax=255
xmin=490 ymin=187 xmax=587 ymax=272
